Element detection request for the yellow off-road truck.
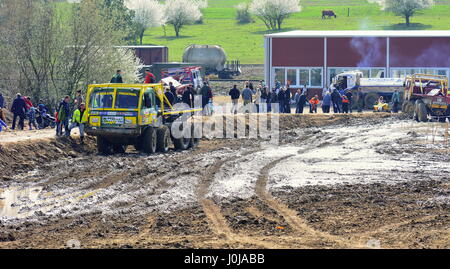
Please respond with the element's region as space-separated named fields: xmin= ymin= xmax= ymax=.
xmin=84 ymin=83 xmax=201 ymax=154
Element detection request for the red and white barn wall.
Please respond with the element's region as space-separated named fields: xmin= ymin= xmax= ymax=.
xmin=265 ymin=35 xmax=450 ymax=98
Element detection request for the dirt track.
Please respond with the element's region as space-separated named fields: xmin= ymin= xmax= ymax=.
xmin=0 ymin=113 xmax=449 ymax=249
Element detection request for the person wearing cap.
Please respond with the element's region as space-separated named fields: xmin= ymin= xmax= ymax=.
xmin=110 ymin=70 xmax=123 ymax=83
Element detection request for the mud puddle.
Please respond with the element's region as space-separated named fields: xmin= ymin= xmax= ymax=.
xmin=0 ymin=187 xmax=43 ymax=217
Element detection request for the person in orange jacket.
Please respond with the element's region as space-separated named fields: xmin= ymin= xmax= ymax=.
xmin=309 ymin=95 xmax=319 ymax=113
xmin=342 ymin=95 xmax=350 ymax=113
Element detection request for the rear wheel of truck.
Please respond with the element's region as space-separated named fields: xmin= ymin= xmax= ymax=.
xmin=189 ymin=125 xmax=200 ymax=149
xmin=173 ymin=136 xmax=190 ymax=150
xmin=97 ymin=136 xmax=112 ymax=155
xmin=172 ymin=121 xmax=191 ymax=151
xmin=156 ymin=126 xmax=170 ymax=153
xmin=142 ymin=127 xmax=157 ymax=154
xmin=364 ymin=93 xmax=379 ymax=110
xmin=417 ymin=101 xmax=428 ymax=122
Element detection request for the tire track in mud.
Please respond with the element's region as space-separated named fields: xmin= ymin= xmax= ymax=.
xmin=255 ymin=155 xmax=366 ymax=249
xmin=197 ymin=149 xmax=293 ymax=248
xmin=197 ymin=150 xmax=255 ymax=239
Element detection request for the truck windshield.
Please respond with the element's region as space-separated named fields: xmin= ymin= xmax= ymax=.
xmin=90 ymin=88 xmax=114 ymax=109
xmin=115 ymin=89 xmax=140 ymax=109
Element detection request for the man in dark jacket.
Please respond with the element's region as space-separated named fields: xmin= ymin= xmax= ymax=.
xmin=164 ymin=87 xmax=175 ymax=107
xmin=0 ymin=92 xmax=5 ymax=122
xmin=0 ymin=92 xmax=4 ymax=109
xmin=296 ymin=91 xmax=307 ymax=114
xmin=182 ymin=86 xmax=195 ymax=108
xmin=229 ymin=85 xmax=240 ymax=114
xmin=331 ymin=89 xmax=341 ymax=113
xmin=278 ymin=88 xmax=285 ymax=113
xmin=56 ymin=96 xmax=71 ymax=136
xmin=110 ymin=70 xmax=123 ymax=83
xmin=200 ymin=83 xmax=211 ymax=109
xmin=356 ymin=88 xmax=364 ymax=113
xmin=345 ymin=90 xmax=353 ymax=113
xmin=11 ymin=93 xmax=27 ymax=130
xmin=169 ymin=82 xmax=178 ymax=103
xmin=284 ymin=88 xmax=292 ymax=114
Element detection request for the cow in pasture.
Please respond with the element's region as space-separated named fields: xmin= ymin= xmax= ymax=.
xmin=322 ymin=10 xmax=337 ymax=19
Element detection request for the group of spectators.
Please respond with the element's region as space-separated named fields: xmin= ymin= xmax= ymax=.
xmin=0 ymin=91 xmax=56 ymax=133
xmin=111 ymin=69 xmax=214 ymax=114
xmin=0 ymin=89 xmax=86 ymax=143
xmin=228 ymin=81 xmax=363 ymax=114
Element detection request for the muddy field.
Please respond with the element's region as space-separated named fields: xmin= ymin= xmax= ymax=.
xmin=0 ymin=113 xmax=449 ymax=249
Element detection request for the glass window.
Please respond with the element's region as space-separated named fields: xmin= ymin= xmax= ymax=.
xmin=90 ymin=88 xmax=114 ymax=109
xmin=287 ymin=69 xmax=297 ymax=86
xmin=299 ymin=69 xmax=309 ymax=86
xmin=438 ymin=69 xmax=447 ymax=76
xmin=360 ymin=70 xmax=370 ymax=78
xmin=370 ymin=69 xmax=385 ymax=78
xmin=115 ymin=89 xmax=140 ymax=109
xmin=275 ymin=68 xmax=285 ymax=85
xmin=391 ymin=69 xmax=405 ymax=78
xmin=143 ymin=91 xmax=154 ymax=109
xmin=311 ymin=68 xmax=323 ymax=87
xmin=329 ymin=69 xmax=337 ymax=84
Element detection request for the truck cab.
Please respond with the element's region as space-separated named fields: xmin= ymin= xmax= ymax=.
xmin=85 ymin=83 xmax=201 ymax=154
xmin=332 ymin=71 xmax=363 ymax=91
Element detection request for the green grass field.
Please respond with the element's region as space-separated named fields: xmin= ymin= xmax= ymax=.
xmin=143 ymin=0 xmax=450 ymax=64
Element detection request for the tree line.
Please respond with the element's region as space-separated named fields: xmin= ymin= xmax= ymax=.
xmin=0 ymin=0 xmax=142 ymax=107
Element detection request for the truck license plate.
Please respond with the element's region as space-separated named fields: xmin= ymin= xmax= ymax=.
xmin=102 ymin=116 xmax=124 ymax=126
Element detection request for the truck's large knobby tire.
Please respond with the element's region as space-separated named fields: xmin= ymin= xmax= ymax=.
xmin=401 ymin=101 xmax=408 ymax=112
xmin=189 ymin=124 xmax=200 ymax=149
xmin=97 ymin=136 xmax=112 ymax=155
xmin=142 ymin=127 xmax=157 ymax=154
xmin=416 ymin=101 xmax=428 ymax=122
xmin=156 ymin=126 xmax=170 ymax=153
xmin=364 ymin=93 xmax=379 ymax=110
xmin=172 ymin=122 xmax=192 ymax=150
xmin=403 ymin=101 xmax=415 ymax=118
xmin=173 ymin=136 xmax=190 ymax=151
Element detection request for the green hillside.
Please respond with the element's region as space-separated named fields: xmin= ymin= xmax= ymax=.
xmin=142 ymin=0 xmax=450 ymax=64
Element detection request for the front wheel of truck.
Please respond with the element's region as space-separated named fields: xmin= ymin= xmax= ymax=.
xmin=156 ymin=126 xmax=170 ymax=153
xmin=142 ymin=127 xmax=157 ymax=154
xmin=97 ymin=136 xmax=112 ymax=155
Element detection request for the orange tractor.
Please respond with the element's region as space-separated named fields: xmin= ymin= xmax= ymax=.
xmin=402 ymin=74 xmax=450 ymax=122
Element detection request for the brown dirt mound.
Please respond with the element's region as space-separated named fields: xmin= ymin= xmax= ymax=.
xmin=0 ymin=137 xmax=97 ymax=180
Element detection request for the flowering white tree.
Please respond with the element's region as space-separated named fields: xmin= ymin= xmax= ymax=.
xmin=163 ymin=0 xmax=205 ymax=37
xmin=249 ymin=0 xmax=301 ymax=30
xmin=370 ymin=0 xmax=433 ymax=26
xmin=126 ymin=0 xmax=165 ymax=44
